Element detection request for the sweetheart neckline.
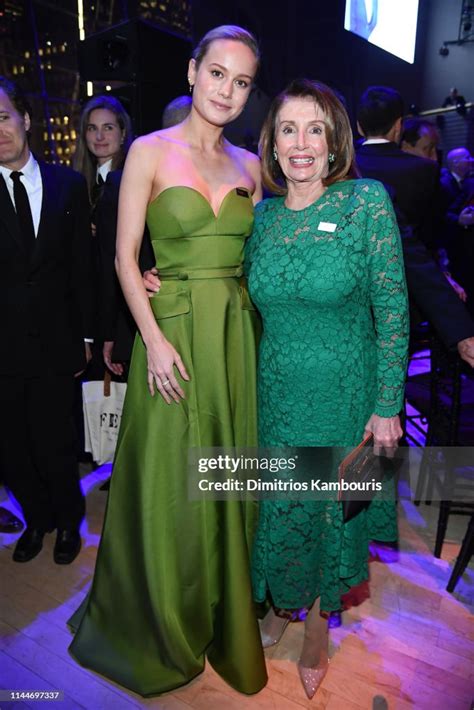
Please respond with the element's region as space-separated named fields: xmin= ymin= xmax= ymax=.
xmin=147 ymin=185 xmax=251 ymax=220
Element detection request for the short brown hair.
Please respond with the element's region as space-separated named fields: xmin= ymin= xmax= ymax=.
xmin=260 ymin=78 xmax=358 ymax=196
xmin=192 ymin=24 xmax=260 ymax=71
xmin=357 ymin=86 xmax=404 ymax=137
xmin=0 ymin=76 xmax=32 ymax=120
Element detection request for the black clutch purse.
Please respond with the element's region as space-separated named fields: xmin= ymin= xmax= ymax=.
xmin=338 ymin=434 xmax=384 ymax=523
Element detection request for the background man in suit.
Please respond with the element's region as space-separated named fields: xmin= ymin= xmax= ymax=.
xmin=0 ymin=77 xmax=95 ymax=564
xmin=356 ymin=87 xmax=440 ymax=251
xmin=440 ymin=147 xmax=474 ymax=209
xmin=400 ymin=117 xmax=440 ymax=163
xmin=440 ymin=148 xmax=474 ymax=316
xmin=355 ymin=85 xmax=474 ymax=367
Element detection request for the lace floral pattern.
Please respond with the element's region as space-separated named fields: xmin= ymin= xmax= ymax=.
xmin=246 ymin=179 xmax=409 ymax=611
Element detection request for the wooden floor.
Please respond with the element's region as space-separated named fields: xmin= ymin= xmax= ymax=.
xmin=1 ymin=462 xmax=472 ymax=710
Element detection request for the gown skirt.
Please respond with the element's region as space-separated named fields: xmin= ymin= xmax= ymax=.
xmin=68 ymin=187 xmax=267 ymax=696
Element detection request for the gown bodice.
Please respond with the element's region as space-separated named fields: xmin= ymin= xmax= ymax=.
xmin=146 ymin=186 xmax=254 ymax=274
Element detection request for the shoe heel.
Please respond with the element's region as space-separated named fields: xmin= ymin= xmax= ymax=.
xmin=260 ymin=617 xmax=289 ymax=648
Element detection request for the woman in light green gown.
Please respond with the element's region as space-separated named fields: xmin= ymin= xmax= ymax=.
xmin=68 ymin=25 xmax=267 ymax=696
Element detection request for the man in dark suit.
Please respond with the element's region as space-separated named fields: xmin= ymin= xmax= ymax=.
xmin=440 ymin=147 xmax=474 ymax=209
xmin=0 ymin=77 xmax=95 ymax=563
xmin=400 ymin=117 xmax=440 ymax=163
xmin=356 ymin=88 xmax=440 ymax=251
xmin=440 ymin=148 xmax=474 ymax=316
xmin=355 ymin=86 xmax=474 ymax=367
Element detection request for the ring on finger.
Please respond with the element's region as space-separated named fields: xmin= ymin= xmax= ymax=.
xmin=161 ymin=379 xmax=170 ymax=386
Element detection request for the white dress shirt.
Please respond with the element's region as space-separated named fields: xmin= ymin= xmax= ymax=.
xmin=362 ymin=138 xmax=391 ymax=145
xmin=450 ymin=171 xmax=464 ymax=186
xmin=0 ymin=152 xmax=43 ymax=236
xmin=96 ymin=158 xmax=112 ymax=184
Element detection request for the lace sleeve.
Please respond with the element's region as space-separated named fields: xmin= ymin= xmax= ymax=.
xmin=365 ymin=182 xmax=409 ymax=417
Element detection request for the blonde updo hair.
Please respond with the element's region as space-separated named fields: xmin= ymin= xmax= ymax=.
xmin=192 ymin=24 xmax=260 ymax=71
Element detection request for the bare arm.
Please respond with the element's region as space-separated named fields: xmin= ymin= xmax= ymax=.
xmin=247 ymin=152 xmax=262 ymax=205
xmin=115 ymin=138 xmax=189 ymax=401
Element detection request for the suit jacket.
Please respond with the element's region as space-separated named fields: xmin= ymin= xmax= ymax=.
xmin=440 ymin=168 xmax=463 ymax=210
xmin=440 ymin=169 xmax=474 ymax=225
xmin=356 ymin=142 xmax=474 ymax=348
xmin=96 ymin=170 xmax=155 ymax=362
xmin=0 ymin=160 xmax=95 ymax=376
xmin=356 ymin=141 xmax=440 ymax=249
xmin=440 ymin=171 xmax=474 ymax=305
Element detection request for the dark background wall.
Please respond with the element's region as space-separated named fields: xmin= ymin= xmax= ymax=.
xmin=419 ymin=0 xmax=474 ymax=109
xmin=193 ymin=0 xmax=471 ymax=124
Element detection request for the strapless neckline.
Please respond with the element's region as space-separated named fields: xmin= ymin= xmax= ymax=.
xmin=148 ymin=185 xmax=251 ymax=220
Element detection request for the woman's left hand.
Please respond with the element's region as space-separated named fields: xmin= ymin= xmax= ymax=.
xmin=363 ymin=413 xmax=403 ymax=457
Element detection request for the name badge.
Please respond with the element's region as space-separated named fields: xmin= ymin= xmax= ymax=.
xmin=318 ymin=221 xmax=337 ymax=232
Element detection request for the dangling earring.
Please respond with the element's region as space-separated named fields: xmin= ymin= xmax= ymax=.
xmin=273 ymin=147 xmax=278 ymax=161
xmin=188 ymin=83 xmax=193 ymax=94
xmin=328 ymin=152 xmax=336 ymax=164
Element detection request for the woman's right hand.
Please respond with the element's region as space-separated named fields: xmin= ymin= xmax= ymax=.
xmin=146 ymin=336 xmax=189 ymax=403
xmin=143 ymin=267 xmax=161 ymax=296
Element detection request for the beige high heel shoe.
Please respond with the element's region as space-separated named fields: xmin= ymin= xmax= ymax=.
xmin=259 ymin=607 xmax=290 ymax=648
xmin=296 ymin=599 xmax=329 ymax=699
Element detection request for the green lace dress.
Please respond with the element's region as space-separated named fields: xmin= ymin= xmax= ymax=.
xmin=247 ymin=179 xmax=409 ymax=612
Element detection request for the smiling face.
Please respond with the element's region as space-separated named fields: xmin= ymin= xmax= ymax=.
xmin=274 ymin=97 xmax=329 ymax=187
xmin=85 ymin=108 xmax=124 ymax=165
xmin=188 ymin=39 xmax=257 ymax=127
xmin=0 ymin=88 xmax=30 ymax=170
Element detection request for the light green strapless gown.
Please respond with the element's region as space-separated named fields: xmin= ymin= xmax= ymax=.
xmin=68 ymin=187 xmax=267 ymax=696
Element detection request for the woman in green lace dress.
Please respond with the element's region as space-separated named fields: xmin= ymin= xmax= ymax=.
xmin=246 ymin=79 xmax=409 ymax=698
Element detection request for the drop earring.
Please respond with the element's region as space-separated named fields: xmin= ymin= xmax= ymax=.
xmin=273 ymin=147 xmax=278 ymax=161
xmin=328 ymin=153 xmax=336 ymax=164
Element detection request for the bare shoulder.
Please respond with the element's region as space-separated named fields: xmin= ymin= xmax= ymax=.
xmin=126 ymin=130 xmax=180 ymax=181
xmin=227 ymin=143 xmax=261 ymax=197
xmin=128 ymin=131 xmax=167 ymax=158
xmin=230 ymin=143 xmax=261 ymax=172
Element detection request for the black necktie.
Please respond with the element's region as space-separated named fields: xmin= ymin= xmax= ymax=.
xmin=10 ymin=171 xmax=36 ymax=255
xmin=91 ymin=172 xmax=105 ymax=206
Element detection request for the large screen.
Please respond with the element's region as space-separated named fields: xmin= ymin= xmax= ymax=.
xmin=344 ymin=0 xmax=419 ymax=64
